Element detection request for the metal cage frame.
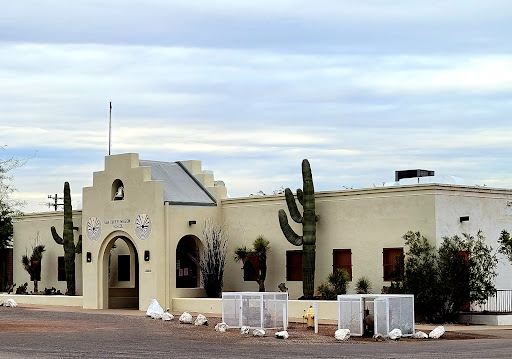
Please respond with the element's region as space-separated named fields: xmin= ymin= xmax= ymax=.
xmin=337 ymin=294 xmax=414 ymax=336
xmin=222 ymin=292 xmax=288 ymax=329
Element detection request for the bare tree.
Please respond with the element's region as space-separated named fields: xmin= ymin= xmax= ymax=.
xmin=200 ymin=219 xmax=228 ymax=298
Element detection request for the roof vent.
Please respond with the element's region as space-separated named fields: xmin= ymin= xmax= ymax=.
xmin=395 ymin=169 xmax=434 ymax=182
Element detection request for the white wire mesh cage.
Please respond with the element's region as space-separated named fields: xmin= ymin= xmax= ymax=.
xmin=337 ymin=295 xmax=364 ymax=336
xmin=222 ymin=292 xmax=288 ymax=329
xmin=338 ymin=294 xmax=414 ymax=337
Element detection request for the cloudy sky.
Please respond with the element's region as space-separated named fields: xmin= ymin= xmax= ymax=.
xmin=1 ymin=1 xmax=512 ymax=213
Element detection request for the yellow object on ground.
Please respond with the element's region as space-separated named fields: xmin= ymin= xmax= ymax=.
xmin=304 ymin=306 xmax=315 ymax=328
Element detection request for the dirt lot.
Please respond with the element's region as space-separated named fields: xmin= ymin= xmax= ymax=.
xmin=0 ymin=306 xmax=491 ymax=344
xmin=0 ymin=306 xmax=510 ymax=359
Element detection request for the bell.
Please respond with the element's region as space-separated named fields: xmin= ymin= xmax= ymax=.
xmin=114 ymin=186 xmax=124 ymax=200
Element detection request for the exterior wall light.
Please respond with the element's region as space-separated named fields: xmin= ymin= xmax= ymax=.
xmin=460 ymin=216 xmax=470 ymax=222
xmin=188 ymin=220 xmax=196 ymax=226
xmin=144 ymin=250 xmax=150 ymax=261
xmin=86 ymin=252 xmax=92 ymax=263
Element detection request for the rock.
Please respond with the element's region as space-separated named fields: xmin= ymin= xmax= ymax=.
xmin=334 ymin=329 xmax=351 ymax=341
xmin=412 ymin=331 xmax=429 ymax=339
xmin=388 ymin=328 xmax=402 ymax=340
xmin=146 ymin=299 xmax=164 ymax=317
xmin=151 ymin=312 xmax=163 ymax=320
xmin=429 ymin=325 xmax=445 ymax=339
xmin=215 ymin=322 xmax=228 ymax=332
xmin=275 ymin=330 xmax=289 ymax=339
xmin=5 ymin=299 xmax=18 ymax=308
xmin=253 ymin=329 xmax=265 ymax=337
xmin=162 ymin=312 xmax=174 ymax=321
xmin=194 ymin=314 xmax=208 ymax=326
xmin=240 ymin=326 xmax=250 ymax=335
xmin=179 ymin=312 xmax=193 ymax=324
xmin=0 ymin=300 xmax=4 ymax=306
xmin=373 ymin=333 xmax=386 ymax=341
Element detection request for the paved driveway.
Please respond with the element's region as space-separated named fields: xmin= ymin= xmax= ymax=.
xmin=1 ymin=306 xmax=511 ymax=358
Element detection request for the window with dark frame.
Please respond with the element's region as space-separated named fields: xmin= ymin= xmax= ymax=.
xmin=117 ymin=255 xmax=130 ymax=282
xmin=243 ymin=256 xmax=260 ymax=281
xmin=383 ymin=248 xmax=403 ymax=281
xmin=333 ymin=249 xmax=352 ymax=280
xmin=286 ymin=250 xmax=303 ymax=281
xmin=57 ymin=256 xmax=66 ymax=281
xmin=457 ymin=251 xmax=470 ymax=310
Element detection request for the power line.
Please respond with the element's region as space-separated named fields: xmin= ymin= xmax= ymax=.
xmin=47 ymin=193 xmax=64 ymax=211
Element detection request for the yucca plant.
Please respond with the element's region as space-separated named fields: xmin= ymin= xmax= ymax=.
xmin=234 ymin=235 xmax=270 ymax=292
xmin=355 ymin=276 xmax=372 ymax=294
xmin=22 ymin=245 xmax=45 ymax=293
xmin=317 ymin=269 xmax=350 ymax=300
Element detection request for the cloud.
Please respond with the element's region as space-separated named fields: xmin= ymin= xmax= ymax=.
xmin=2 ymin=1 xmax=512 ymax=212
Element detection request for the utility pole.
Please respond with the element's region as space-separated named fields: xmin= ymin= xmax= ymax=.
xmin=109 ymin=101 xmax=112 ymax=155
xmin=47 ymin=194 xmax=64 ymax=211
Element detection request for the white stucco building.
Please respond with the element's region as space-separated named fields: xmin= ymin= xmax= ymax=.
xmin=10 ymin=153 xmax=512 ymax=311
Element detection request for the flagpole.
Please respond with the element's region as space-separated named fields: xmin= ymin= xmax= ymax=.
xmin=109 ymin=102 xmax=112 ymax=155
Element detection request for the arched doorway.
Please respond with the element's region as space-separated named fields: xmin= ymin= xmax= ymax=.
xmin=102 ymin=235 xmax=139 ymax=309
xmin=176 ymin=235 xmax=200 ymax=288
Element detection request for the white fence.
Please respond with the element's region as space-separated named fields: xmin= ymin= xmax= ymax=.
xmin=471 ymin=290 xmax=512 ymax=313
xmin=222 ymin=292 xmax=288 ymax=329
xmin=338 ymin=294 xmax=414 ymax=336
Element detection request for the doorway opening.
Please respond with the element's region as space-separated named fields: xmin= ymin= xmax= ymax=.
xmin=107 ymin=236 xmax=139 ymax=309
xmin=176 ymin=235 xmax=200 ymax=288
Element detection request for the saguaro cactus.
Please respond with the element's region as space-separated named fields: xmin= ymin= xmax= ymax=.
xmin=278 ymin=159 xmax=319 ymax=299
xmin=51 ymin=182 xmax=81 ymax=295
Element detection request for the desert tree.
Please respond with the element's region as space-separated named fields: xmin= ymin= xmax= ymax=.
xmin=234 ymin=235 xmax=270 ymax=292
xmin=200 ymin=219 xmax=228 ymax=298
xmin=22 ymin=244 xmax=45 ymax=293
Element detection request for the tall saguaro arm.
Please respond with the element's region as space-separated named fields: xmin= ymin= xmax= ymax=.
xmin=278 ymin=209 xmax=303 ymax=246
xmin=50 ymin=182 xmax=77 ymax=296
xmin=278 ymin=159 xmax=319 ymax=299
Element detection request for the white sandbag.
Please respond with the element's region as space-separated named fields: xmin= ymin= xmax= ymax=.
xmin=194 ymin=314 xmax=208 ymax=326
xmin=429 ymin=325 xmax=445 ymax=339
xmin=335 ymin=329 xmax=350 ymax=341
xmin=146 ymin=299 xmax=164 ymax=317
xmin=179 ymin=312 xmax=193 ymax=324
xmin=275 ymin=330 xmax=289 ymax=339
xmin=215 ymin=322 xmax=228 ymax=332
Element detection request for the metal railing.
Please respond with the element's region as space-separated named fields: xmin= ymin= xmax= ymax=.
xmin=470 ymin=290 xmax=512 ymax=313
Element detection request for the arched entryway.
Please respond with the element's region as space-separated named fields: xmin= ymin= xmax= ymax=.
xmin=176 ymin=235 xmax=200 ymax=288
xmin=102 ymin=235 xmax=139 ymax=309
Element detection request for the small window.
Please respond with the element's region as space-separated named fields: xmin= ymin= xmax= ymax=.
xmin=243 ymin=256 xmax=260 ymax=281
xmin=333 ymin=249 xmax=352 ymax=280
xmin=118 ymin=255 xmax=130 ymax=281
xmin=58 ymin=256 xmax=66 ymax=281
xmin=383 ymin=248 xmax=403 ymax=281
xmin=286 ymin=250 xmax=303 ymax=281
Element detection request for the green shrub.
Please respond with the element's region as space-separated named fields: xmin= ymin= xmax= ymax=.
xmin=390 ymin=230 xmax=497 ymax=323
xmin=355 ymin=276 xmax=372 ymax=294
xmin=317 ymin=269 xmax=349 ymax=299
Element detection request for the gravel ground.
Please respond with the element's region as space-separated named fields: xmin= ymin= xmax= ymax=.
xmin=0 ymin=306 xmax=510 ymax=359
xmin=0 ymin=306 xmax=491 ymax=345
